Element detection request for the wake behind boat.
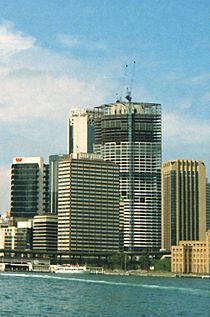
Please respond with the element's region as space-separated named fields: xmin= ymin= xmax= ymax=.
xmin=55 ymin=264 xmax=87 ymax=274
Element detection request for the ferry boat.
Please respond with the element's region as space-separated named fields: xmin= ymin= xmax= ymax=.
xmin=55 ymin=264 xmax=87 ymax=274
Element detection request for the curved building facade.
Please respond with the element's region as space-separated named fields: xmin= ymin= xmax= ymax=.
xmin=94 ymin=102 xmax=162 ymax=251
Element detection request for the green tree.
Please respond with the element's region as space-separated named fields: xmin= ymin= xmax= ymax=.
xmin=153 ymin=258 xmax=171 ymax=272
xmin=138 ymin=255 xmax=151 ymax=270
xmin=107 ymin=253 xmax=124 ymax=269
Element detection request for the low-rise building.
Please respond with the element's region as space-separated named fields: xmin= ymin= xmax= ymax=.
xmin=0 ymin=218 xmax=32 ymax=250
xmin=0 ymin=226 xmax=16 ymax=250
xmin=33 ymin=214 xmax=58 ymax=252
xmin=171 ymin=230 xmax=210 ymax=274
xmin=16 ymin=220 xmax=33 ymax=250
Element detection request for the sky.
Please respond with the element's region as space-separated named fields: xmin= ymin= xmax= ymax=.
xmin=0 ymin=0 xmax=210 ymax=212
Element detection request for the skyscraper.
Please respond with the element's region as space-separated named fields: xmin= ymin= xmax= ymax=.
xmin=206 ymin=182 xmax=210 ymax=230
xmin=57 ymin=153 xmax=119 ymax=254
xmin=93 ymin=101 xmax=162 ymax=251
xmin=67 ymin=109 xmax=94 ymax=154
xmin=49 ymin=154 xmax=69 ymax=214
xmin=11 ymin=157 xmax=49 ymax=219
xmin=162 ymin=159 xmax=206 ymax=251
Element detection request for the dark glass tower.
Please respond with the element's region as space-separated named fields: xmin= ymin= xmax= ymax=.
xmin=11 ymin=157 xmax=48 ymax=219
xmin=94 ymin=101 xmax=162 ymax=251
xmin=49 ymin=154 xmax=69 ymax=214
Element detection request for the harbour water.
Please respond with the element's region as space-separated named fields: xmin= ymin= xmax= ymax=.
xmin=0 ymin=272 xmax=209 ymax=317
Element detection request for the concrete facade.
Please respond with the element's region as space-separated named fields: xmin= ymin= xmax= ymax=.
xmin=33 ymin=214 xmax=58 ymax=252
xmin=57 ymin=153 xmax=119 ymax=254
xmin=206 ymin=182 xmax=210 ymax=230
xmin=162 ymin=160 xmax=206 ymax=251
xmin=171 ymin=230 xmax=210 ymax=274
xmin=67 ymin=109 xmax=94 ymax=155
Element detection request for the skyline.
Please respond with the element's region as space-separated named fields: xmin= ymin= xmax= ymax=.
xmin=0 ymin=0 xmax=210 ymax=212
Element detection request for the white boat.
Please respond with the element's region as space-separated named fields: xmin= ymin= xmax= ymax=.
xmin=55 ymin=264 xmax=87 ymax=274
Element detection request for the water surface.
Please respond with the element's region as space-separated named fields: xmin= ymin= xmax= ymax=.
xmin=0 ymin=272 xmax=209 ymax=316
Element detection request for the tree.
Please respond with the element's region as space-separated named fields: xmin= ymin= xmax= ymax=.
xmin=152 ymin=258 xmax=171 ymax=272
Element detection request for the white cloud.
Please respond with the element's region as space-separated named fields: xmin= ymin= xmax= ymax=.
xmin=163 ymin=111 xmax=210 ymax=175
xmin=0 ymin=73 xmax=108 ymax=122
xmin=189 ymin=73 xmax=210 ymax=85
xmin=57 ymin=33 xmax=107 ymax=51
xmin=201 ymin=92 xmax=210 ymax=102
xmin=0 ymin=22 xmax=117 ymax=124
xmin=163 ymin=112 xmax=210 ymax=146
xmin=0 ymin=20 xmax=36 ymax=58
xmin=176 ymin=97 xmax=192 ymax=110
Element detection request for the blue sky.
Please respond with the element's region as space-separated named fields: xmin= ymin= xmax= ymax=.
xmin=0 ymin=0 xmax=210 ymax=212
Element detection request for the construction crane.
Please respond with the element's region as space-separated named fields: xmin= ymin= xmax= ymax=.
xmin=116 ymin=61 xmax=136 ymax=103
xmin=125 ymin=60 xmax=136 ymax=102
xmin=125 ymin=61 xmax=136 ymax=252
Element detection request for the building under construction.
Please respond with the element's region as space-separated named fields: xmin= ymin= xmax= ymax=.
xmin=93 ymin=101 xmax=162 ymax=252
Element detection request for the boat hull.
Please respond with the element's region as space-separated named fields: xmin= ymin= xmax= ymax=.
xmin=55 ymin=265 xmax=87 ymax=274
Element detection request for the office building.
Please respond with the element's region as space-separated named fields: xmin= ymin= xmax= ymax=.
xmin=0 ymin=226 xmax=16 ymax=249
xmin=93 ymin=101 xmax=162 ymax=251
xmin=11 ymin=157 xmax=49 ymax=219
xmin=16 ymin=220 xmax=32 ymax=250
xmin=33 ymin=214 xmax=58 ymax=252
xmin=67 ymin=109 xmax=94 ymax=154
xmin=49 ymin=154 xmax=69 ymax=214
xmin=171 ymin=230 xmax=210 ymax=274
xmin=207 ymin=182 xmax=210 ymax=230
xmin=57 ymin=153 xmax=119 ymax=254
xmin=162 ymin=160 xmax=206 ymax=251
xmin=0 ymin=218 xmax=32 ymax=250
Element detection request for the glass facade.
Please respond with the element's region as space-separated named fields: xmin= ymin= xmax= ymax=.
xmin=94 ymin=102 xmax=162 ymax=251
xmin=11 ymin=163 xmax=40 ymax=218
xmin=11 ymin=158 xmax=49 ymax=219
xmin=49 ymin=154 xmax=69 ymax=214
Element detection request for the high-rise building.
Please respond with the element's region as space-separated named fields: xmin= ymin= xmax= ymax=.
xmin=67 ymin=109 xmax=94 ymax=154
xmin=93 ymin=101 xmax=162 ymax=251
xmin=57 ymin=153 xmax=119 ymax=254
xmin=162 ymin=160 xmax=206 ymax=251
xmin=11 ymin=157 xmax=49 ymax=219
xmin=49 ymin=154 xmax=69 ymax=214
xmin=207 ymin=182 xmax=210 ymax=230
xmin=33 ymin=214 xmax=58 ymax=252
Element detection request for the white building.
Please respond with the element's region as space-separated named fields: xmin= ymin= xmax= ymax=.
xmin=67 ymin=109 xmax=94 ymax=154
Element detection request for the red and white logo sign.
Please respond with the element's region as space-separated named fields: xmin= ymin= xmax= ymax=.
xmin=16 ymin=158 xmax=22 ymax=162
